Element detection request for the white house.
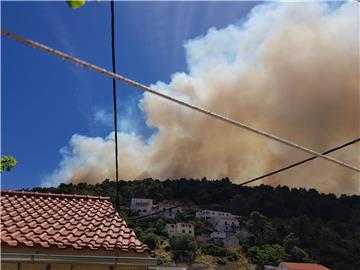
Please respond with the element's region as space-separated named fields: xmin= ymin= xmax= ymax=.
xmin=196 ymin=210 xmax=233 ymax=220
xmin=155 ymin=204 xmax=182 ymax=219
xmin=130 ymin=198 xmax=153 ymax=215
xmin=209 ymin=216 xmax=240 ymax=233
xmin=165 ymin=223 xmax=195 ymax=238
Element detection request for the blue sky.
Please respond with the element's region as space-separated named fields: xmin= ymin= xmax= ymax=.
xmin=2 ymin=1 xmax=258 ymax=190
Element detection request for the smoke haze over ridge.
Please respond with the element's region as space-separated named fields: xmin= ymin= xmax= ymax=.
xmin=42 ymin=2 xmax=360 ymax=195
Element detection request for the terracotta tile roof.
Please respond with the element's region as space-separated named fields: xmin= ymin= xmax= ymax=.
xmin=1 ymin=190 xmax=150 ymax=254
xmin=281 ymin=262 xmax=330 ymax=270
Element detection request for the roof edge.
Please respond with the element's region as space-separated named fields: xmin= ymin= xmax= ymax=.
xmin=2 ymin=252 xmax=157 ymax=266
xmin=1 ymin=190 xmax=110 ymax=201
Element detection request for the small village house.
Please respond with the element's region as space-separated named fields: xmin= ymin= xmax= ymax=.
xmin=165 ymin=223 xmax=194 ymax=238
xmin=153 ymin=204 xmax=182 ymax=219
xmin=130 ymin=198 xmax=154 ymax=216
xmin=1 ymin=190 xmax=156 ymax=270
xmin=265 ymin=262 xmax=330 ymax=270
xmin=208 ymin=216 xmax=240 ymax=233
xmin=195 ymin=210 xmax=233 ymax=220
xmin=209 ymin=232 xmax=239 ymax=248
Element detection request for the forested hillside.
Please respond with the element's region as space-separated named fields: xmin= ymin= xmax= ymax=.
xmin=31 ymin=178 xmax=360 ymax=270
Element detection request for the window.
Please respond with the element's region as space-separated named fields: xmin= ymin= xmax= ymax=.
xmin=182 ymin=230 xmax=185 ymax=233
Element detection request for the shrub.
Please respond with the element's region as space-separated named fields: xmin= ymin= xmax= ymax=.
xmin=139 ymin=232 xmax=159 ymax=250
xmin=170 ymin=234 xmax=198 ymax=262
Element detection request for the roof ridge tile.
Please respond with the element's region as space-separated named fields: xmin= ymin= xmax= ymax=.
xmin=1 ymin=190 xmax=110 ymax=201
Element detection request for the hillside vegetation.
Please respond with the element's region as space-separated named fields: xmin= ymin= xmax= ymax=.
xmin=32 ymin=178 xmax=360 ymax=270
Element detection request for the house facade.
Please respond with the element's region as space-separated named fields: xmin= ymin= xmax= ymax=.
xmin=165 ymin=223 xmax=195 ymax=238
xmin=152 ymin=204 xmax=182 ymax=219
xmin=130 ymin=198 xmax=154 ymax=215
xmin=195 ymin=210 xmax=233 ymax=220
xmin=1 ymin=190 xmax=156 ymax=270
xmin=208 ymin=216 xmax=240 ymax=233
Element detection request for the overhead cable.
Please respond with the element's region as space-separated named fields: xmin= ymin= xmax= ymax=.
xmin=239 ymin=137 xmax=360 ymax=186
xmin=110 ymin=0 xmax=120 ymax=211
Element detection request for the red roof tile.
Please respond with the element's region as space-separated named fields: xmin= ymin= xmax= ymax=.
xmin=1 ymin=190 xmax=150 ymax=254
xmin=281 ymin=262 xmax=330 ymax=270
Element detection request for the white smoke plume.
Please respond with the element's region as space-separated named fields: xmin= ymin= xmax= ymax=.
xmin=42 ymin=2 xmax=359 ymax=195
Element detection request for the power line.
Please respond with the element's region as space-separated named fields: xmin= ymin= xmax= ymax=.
xmin=110 ymin=0 xmax=120 ymax=211
xmin=2 ymin=29 xmax=359 ymax=173
xmin=239 ymin=137 xmax=360 ymax=186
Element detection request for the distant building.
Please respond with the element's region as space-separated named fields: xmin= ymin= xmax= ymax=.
xmin=210 ymin=232 xmax=226 ymax=239
xmin=155 ymin=204 xmax=182 ymax=219
xmin=196 ymin=210 xmax=233 ymax=220
xmin=210 ymin=232 xmax=239 ymax=248
xmin=208 ymin=216 xmax=240 ymax=233
xmin=265 ymin=262 xmax=330 ymax=270
xmin=165 ymin=223 xmax=195 ymax=238
xmin=223 ymin=235 xmax=239 ymax=248
xmin=130 ymin=198 xmax=153 ymax=215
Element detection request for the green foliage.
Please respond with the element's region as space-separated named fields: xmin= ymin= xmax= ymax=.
xmin=156 ymin=258 xmax=172 ymax=267
xmin=67 ymin=0 xmax=86 ymax=9
xmin=245 ymin=211 xmax=278 ymax=245
xmin=170 ymin=234 xmax=197 ymax=262
xmin=201 ymin=244 xmax=238 ymax=260
xmin=139 ymin=231 xmax=159 ymax=250
xmin=202 ymin=244 xmax=228 ymax=257
xmin=247 ymin=244 xmax=287 ymax=267
xmin=1 ymin=156 xmax=17 ymax=173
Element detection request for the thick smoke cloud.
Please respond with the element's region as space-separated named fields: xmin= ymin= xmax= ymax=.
xmin=42 ymin=2 xmax=359 ymax=195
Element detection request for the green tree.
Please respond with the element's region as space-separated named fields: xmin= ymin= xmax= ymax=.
xmin=139 ymin=232 xmax=159 ymax=250
xmin=67 ymin=0 xmax=86 ymax=9
xmin=247 ymin=244 xmax=287 ymax=269
xmin=1 ymin=156 xmax=17 ymax=173
xmin=170 ymin=234 xmax=197 ymax=262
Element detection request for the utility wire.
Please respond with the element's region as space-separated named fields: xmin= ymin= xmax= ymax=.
xmin=239 ymin=137 xmax=360 ymax=186
xmin=110 ymin=0 xmax=120 ymax=211
xmin=2 ymin=29 xmax=359 ymax=173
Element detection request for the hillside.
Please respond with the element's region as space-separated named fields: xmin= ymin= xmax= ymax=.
xmin=31 ymin=178 xmax=360 ymax=270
